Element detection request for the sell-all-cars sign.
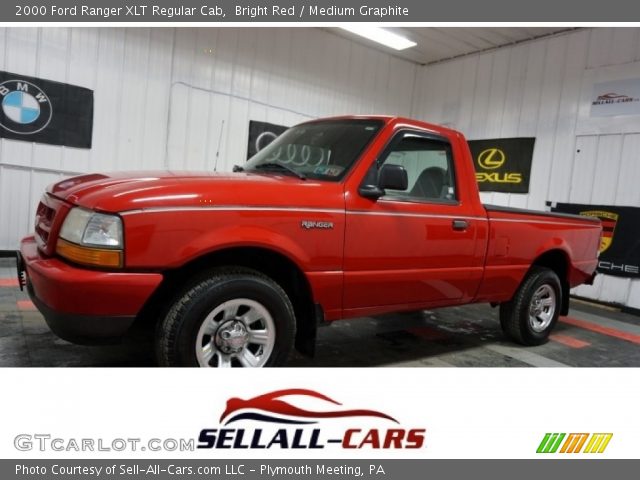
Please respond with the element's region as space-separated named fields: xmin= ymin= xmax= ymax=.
xmin=197 ymin=388 xmax=426 ymax=450
xmin=468 ymin=137 xmax=535 ymax=194
xmin=0 ymin=70 xmax=93 ymax=148
xmin=590 ymin=78 xmax=640 ymax=117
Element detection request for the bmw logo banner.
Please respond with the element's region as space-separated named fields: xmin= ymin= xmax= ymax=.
xmin=246 ymin=120 xmax=288 ymax=159
xmin=0 ymin=70 xmax=93 ymax=148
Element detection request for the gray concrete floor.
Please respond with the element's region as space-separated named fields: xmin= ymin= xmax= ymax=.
xmin=1 ymin=261 xmax=639 ymax=367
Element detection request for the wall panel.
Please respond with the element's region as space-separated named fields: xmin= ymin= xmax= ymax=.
xmin=0 ymin=27 xmax=416 ymax=249
xmin=413 ymin=27 xmax=640 ymax=308
xmin=3 ymin=26 xmax=637 ymax=310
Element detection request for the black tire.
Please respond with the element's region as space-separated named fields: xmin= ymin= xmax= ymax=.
xmin=156 ymin=267 xmax=296 ymax=367
xmin=499 ymin=266 xmax=562 ymax=346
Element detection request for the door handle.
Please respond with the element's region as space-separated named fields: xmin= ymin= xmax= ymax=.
xmin=452 ymin=219 xmax=469 ymax=231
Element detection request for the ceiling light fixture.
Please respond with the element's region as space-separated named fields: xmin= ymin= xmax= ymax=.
xmin=340 ymin=26 xmax=417 ymax=51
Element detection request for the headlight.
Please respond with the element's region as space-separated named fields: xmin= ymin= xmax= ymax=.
xmin=57 ymin=207 xmax=123 ymax=268
xmin=59 ymin=208 xmax=123 ymax=247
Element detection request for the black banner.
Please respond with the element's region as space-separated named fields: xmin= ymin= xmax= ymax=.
xmin=0 ymin=70 xmax=93 ymax=148
xmin=550 ymin=202 xmax=640 ymax=278
xmin=246 ymin=120 xmax=288 ymax=159
xmin=468 ymin=138 xmax=535 ymax=193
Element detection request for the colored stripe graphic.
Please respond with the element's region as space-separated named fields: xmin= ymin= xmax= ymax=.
xmin=584 ymin=433 xmax=613 ymax=453
xmin=560 ymin=433 xmax=589 ymax=453
xmin=537 ymin=433 xmax=612 ymax=453
xmin=537 ymin=433 xmax=565 ymax=453
xmin=536 ymin=433 xmax=552 ymax=453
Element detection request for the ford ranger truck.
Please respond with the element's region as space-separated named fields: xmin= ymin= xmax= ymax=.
xmin=18 ymin=116 xmax=601 ymax=367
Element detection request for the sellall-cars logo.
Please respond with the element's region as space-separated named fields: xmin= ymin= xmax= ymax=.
xmin=197 ymin=389 xmax=426 ymax=450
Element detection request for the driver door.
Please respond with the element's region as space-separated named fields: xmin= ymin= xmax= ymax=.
xmin=343 ymin=131 xmax=485 ymax=313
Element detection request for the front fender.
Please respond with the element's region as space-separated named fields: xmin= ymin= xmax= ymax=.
xmin=123 ymin=209 xmax=345 ymax=272
xmin=177 ymin=224 xmax=314 ymax=270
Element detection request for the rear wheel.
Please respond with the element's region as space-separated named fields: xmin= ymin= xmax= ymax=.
xmin=156 ymin=268 xmax=296 ymax=367
xmin=499 ymin=266 xmax=562 ymax=346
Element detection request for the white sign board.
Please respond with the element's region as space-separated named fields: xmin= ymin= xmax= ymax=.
xmin=590 ymin=78 xmax=640 ymax=117
xmin=577 ymin=61 xmax=640 ymax=135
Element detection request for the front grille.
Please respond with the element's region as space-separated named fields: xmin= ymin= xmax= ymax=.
xmin=35 ymin=202 xmax=55 ymax=244
xmin=33 ymin=195 xmax=65 ymax=255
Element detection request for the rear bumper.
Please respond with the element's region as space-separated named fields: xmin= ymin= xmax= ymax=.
xmin=570 ymin=259 xmax=599 ymax=288
xmin=20 ymin=236 xmax=163 ymax=344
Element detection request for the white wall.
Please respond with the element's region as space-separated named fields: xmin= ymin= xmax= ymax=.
xmin=412 ymin=27 xmax=640 ymax=309
xmin=0 ymin=27 xmax=416 ymax=249
xmin=2 ymin=26 xmax=639 ymax=310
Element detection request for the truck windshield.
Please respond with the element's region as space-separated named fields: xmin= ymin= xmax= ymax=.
xmin=244 ymin=119 xmax=383 ymax=181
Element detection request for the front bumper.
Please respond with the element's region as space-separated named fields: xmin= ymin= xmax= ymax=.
xmin=20 ymin=236 xmax=163 ymax=344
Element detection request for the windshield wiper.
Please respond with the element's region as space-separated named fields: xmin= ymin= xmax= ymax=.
xmin=232 ymin=164 xmax=244 ymax=172
xmin=252 ymin=162 xmax=306 ymax=180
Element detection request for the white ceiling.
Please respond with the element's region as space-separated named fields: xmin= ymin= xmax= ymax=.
xmin=328 ymin=27 xmax=579 ymax=65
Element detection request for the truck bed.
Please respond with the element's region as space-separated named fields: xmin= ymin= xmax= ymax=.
xmin=484 ymin=204 xmax=601 ymax=224
xmin=473 ymin=204 xmax=602 ymax=304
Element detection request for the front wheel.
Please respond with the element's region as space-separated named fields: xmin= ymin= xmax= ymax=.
xmin=499 ymin=266 xmax=562 ymax=346
xmin=156 ymin=268 xmax=296 ymax=367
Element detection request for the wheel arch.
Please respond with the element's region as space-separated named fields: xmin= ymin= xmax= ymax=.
xmin=137 ymin=246 xmax=320 ymax=357
xmin=529 ymin=248 xmax=570 ymax=315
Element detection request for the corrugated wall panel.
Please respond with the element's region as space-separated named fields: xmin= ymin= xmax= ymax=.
xmin=92 ymin=28 xmax=126 ymax=172
xmin=0 ymin=27 xmax=416 ymax=250
xmin=63 ymin=28 xmax=98 ymax=174
xmin=2 ymin=26 xmax=638 ymax=310
xmin=140 ymin=28 xmax=174 ymax=170
xmin=413 ymin=27 xmax=640 ymax=309
xmin=117 ymin=29 xmax=152 ymax=172
xmin=618 ymin=134 xmax=640 ymax=309
xmin=525 ymin=35 xmax=567 ymax=211
xmin=2 ymin=29 xmax=38 ymax=172
xmin=0 ymin=167 xmax=31 ymax=248
xmin=32 ymin=29 xmax=68 ymax=174
xmin=165 ymin=27 xmax=417 ymax=172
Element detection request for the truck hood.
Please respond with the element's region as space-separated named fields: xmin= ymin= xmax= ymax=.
xmin=48 ymin=171 xmax=343 ymax=212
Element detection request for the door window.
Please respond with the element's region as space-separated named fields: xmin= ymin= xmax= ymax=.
xmin=376 ymin=133 xmax=457 ymax=202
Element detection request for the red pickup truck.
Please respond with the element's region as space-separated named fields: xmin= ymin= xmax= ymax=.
xmin=18 ymin=116 xmax=601 ymax=367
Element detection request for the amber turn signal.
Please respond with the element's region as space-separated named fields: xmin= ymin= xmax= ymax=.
xmin=56 ymin=238 xmax=123 ymax=268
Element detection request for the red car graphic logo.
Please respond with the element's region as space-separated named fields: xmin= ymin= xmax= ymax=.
xmin=219 ymin=389 xmax=399 ymax=425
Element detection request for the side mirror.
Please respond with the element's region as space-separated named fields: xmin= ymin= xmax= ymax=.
xmin=359 ymin=164 xmax=408 ymax=199
xmin=379 ymin=164 xmax=408 ymax=191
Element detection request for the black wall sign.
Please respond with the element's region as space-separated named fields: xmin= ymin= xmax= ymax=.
xmin=0 ymin=70 xmax=93 ymax=148
xmin=468 ymin=137 xmax=535 ymax=193
xmin=247 ymin=120 xmax=288 ymax=159
xmin=550 ymin=202 xmax=640 ymax=278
